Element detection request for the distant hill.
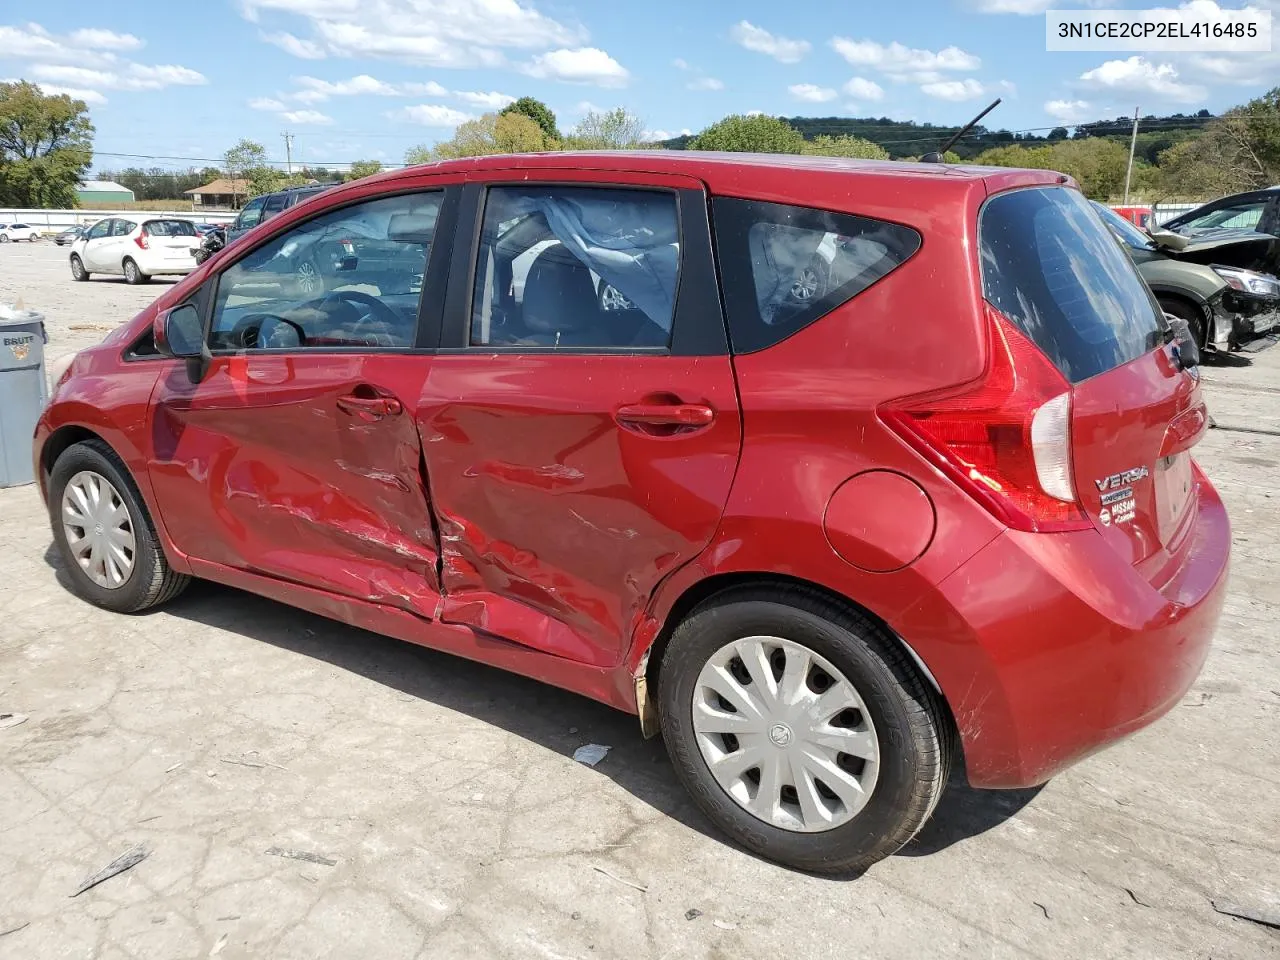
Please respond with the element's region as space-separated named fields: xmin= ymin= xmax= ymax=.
xmin=660 ymin=110 xmax=1215 ymax=162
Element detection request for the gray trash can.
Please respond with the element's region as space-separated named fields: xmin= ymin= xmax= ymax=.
xmin=0 ymin=308 xmax=48 ymax=488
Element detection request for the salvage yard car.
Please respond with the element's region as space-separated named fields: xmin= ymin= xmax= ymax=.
xmin=34 ymin=154 xmax=1229 ymax=874
xmin=69 ymin=217 xmax=201 ymax=284
xmin=1093 ymin=200 xmax=1280 ymax=350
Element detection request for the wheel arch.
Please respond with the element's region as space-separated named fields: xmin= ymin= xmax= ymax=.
xmin=639 ymin=570 xmax=957 ymax=745
xmin=40 ymin=424 xmax=107 ymax=492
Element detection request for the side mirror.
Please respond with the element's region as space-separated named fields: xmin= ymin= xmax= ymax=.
xmin=1163 ymin=312 xmax=1201 ymax=371
xmin=1148 ymin=228 xmax=1189 ymax=252
xmin=154 ymin=304 xmax=211 ymax=382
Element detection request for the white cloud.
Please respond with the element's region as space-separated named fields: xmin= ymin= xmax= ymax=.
xmin=1078 ymin=56 xmax=1206 ymax=102
xmin=688 ymin=77 xmax=724 ymax=91
xmin=31 ymin=83 xmax=108 ymax=105
xmin=404 ymin=80 xmax=449 ymax=97
xmin=831 ymin=38 xmax=981 ymax=81
xmin=1044 ymin=98 xmax=1092 ymax=123
xmin=524 ymin=47 xmax=629 ymax=86
xmin=672 ymin=58 xmax=689 ymax=70
xmin=31 ymin=62 xmax=207 ymax=91
xmin=249 ymin=96 xmax=287 ymax=111
xmin=573 ymin=100 xmax=605 ymax=114
xmin=789 ymin=83 xmax=838 ymax=103
xmin=745 ymin=109 xmax=764 ymax=117
xmin=843 ymin=77 xmax=885 ymax=101
xmin=645 ymin=129 xmax=673 ymax=140
xmin=292 ymin=74 xmax=402 ymax=102
xmin=243 ymin=0 xmax=585 ymax=68
xmin=453 ymin=89 xmax=517 ymax=108
xmin=263 ymin=31 xmax=326 ymax=59
xmin=395 ymin=104 xmax=474 ymax=126
xmin=730 ymin=21 xmax=810 ymax=63
xmin=972 ymin=0 xmax=1056 ymax=12
xmin=68 ymin=28 xmax=144 ymax=51
xmin=280 ymin=109 xmax=334 ymax=125
xmin=920 ymin=78 xmax=987 ymax=101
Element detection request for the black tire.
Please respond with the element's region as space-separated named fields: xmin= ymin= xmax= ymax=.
xmin=122 ymin=258 xmax=149 ymax=285
xmin=1159 ymin=297 xmax=1207 ymax=353
xmin=48 ymin=440 xmax=190 ymax=613
xmin=70 ymin=255 xmax=89 ymax=281
xmin=658 ymin=586 xmax=951 ymax=875
xmin=0 ymin=234 xmax=9 ymax=243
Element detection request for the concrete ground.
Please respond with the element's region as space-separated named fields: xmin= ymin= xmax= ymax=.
xmin=1 ymin=241 xmax=1277 ymax=959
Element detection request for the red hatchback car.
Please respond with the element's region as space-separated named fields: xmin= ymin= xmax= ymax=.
xmin=34 ymin=153 xmax=1229 ymax=873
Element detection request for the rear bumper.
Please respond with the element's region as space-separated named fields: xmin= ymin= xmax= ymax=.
xmin=894 ymin=469 xmax=1230 ymax=788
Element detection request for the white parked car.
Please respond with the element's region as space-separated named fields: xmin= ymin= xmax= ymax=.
xmin=0 ymin=222 xmax=41 ymax=242
xmin=69 ymin=217 xmax=200 ymax=284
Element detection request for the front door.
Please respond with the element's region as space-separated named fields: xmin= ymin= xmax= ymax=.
xmin=420 ymin=175 xmax=741 ymax=667
xmin=80 ymin=218 xmax=115 ymax=271
xmin=147 ymin=182 xmax=457 ymax=617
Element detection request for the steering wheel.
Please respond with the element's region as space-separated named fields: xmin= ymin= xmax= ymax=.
xmin=227 ymin=313 xmax=307 ymax=350
xmin=317 ymin=289 xmax=402 ymax=332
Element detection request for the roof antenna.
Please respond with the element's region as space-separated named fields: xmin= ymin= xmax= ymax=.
xmin=921 ymin=98 xmax=1002 ymax=163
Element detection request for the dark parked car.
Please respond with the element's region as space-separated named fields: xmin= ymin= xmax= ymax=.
xmin=54 ymin=225 xmax=91 ymax=246
xmin=1160 ymin=186 xmax=1280 ymax=277
xmin=35 ymin=154 xmax=1228 ymax=874
xmin=1093 ymin=201 xmax=1280 ymax=350
xmin=225 ymin=183 xmax=332 ymax=243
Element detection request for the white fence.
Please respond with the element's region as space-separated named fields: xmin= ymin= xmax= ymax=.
xmin=1 ymin=208 xmax=237 ymax=231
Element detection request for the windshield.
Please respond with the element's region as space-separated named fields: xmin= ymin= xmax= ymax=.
xmin=145 ymin=220 xmax=197 ymax=237
xmin=980 ymin=187 xmax=1165 ymax=384
xmin=1091 ymin=202 xmax=1155 ymax=251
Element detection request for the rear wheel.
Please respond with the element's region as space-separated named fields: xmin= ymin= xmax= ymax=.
xmin=123 ymin=258 xmax=149 ymax=285
xmin=70 ymin=255 xmax=89 ymax=281
xmin=658 ymin=587 xmax=950 ymax=874
xmin=288 ymin=258 xmax=326 ymax=297
xmin=48 ymin=440 xmax=190 ymax=613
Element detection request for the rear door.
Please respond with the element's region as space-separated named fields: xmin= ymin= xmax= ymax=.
xmin=980 ymin=185 xmax=1204 ymax=569
xmin=148 ymin=180 xmax=459 ymax=614
xmin=419 ymin=171 xmax=741 ymax=668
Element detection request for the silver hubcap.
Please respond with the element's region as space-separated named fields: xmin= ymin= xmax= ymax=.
xmin=296 ymin=260 xmax=320 ymax=293
xmin=125 ymin=262 xmax=138 ymax=281
xmin=61 ymin=471 xmax=135 ymax=589
xmin=692 ymin=636 xmax=880 ymax=833
xmin=790 ymin=268 xmax=820 ymax=302
xmin=600 ymin=283 xmax=631 ymax=311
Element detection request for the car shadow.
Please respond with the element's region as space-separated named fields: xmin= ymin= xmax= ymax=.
xmin=1206 ymin=351 xmax=1253 ymax=367
xmin=41 ymin=545 xmax=1039 ymax=876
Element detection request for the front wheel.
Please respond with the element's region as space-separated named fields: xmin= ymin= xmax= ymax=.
xmin=70 ymin=255 xmax=89 ymax=281
xmin=0 ymin=234 xmax=9 ymax=243
xmin=287 ymin=258 xmax=327 ymax=297
xmin=48 ymin=440 xmax=190 ymax=613
xmin=658 ymin=587 xmax=951 ymax=874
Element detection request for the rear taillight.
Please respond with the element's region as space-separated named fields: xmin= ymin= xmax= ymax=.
xmin=134 ymin=235 xmax=149 ymax=250
xmin=880 ymin=305 xmax=1091 ymax=533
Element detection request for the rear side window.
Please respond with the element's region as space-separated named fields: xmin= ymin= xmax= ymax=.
xmin=712 ymin=198 xmax=921 ymax=353
xmin=981 ymin=187 xmax=1164 ymax=383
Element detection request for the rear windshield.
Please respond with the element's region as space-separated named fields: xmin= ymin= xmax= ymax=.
xmin=144 ymin=220 xmax=197 ymax=237
xmin=980 ymin=186 xmax=1164 ymax=383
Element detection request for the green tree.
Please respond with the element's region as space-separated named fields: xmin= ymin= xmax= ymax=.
xmin=972 ymin=144 xmax=1055 ymax=169
xmin=563 ymin=108 xmax=645 ymax=150
xmin=223 ymin=139 xmax=273 ymax=202
xmin=1046 ymin=138 xmax=1129 ymax=199
xmin=688 ymin=114 xmax=804 ymax=154
xmin=800 ymin=134 xmax=889 ymax=160
xmin=500 ymin=96 xmax=559 ymax=141
xmin=407 ymin=111 xmax=551 ymax=163
xmin=0 ymin=81 xmax=94 ymax=207
xmin=1158 ymin=87 xmax=1280 ymax=196
xmin=346 ymin=159 xmax=384 ymax=181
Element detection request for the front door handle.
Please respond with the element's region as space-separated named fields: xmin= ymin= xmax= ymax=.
xmin=337 ymin=394 xmax=403 ymax=419
xmin=615 ymin=402 xmax=715 ymax=434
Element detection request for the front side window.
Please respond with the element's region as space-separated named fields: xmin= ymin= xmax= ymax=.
xmin=208 ymin=191 xmax=443 ymax=351
xmin=470 ymin=185 xmax=680 ymax=349
xmin=236 ymin=198 xmax=266 ymax=230
xmin=981 ymin=186 xmax=1164 ymax=383
xmin=86 ymin=220 xmax=112 ymax=240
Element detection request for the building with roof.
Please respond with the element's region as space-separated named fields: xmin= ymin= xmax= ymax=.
xmin=184 ymin=178 xmax=249 ymax=210
xmin=75 ymin=180 xmax=136 ymax=205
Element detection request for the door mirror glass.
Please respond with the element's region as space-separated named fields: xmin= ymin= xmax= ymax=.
xmin=156 ymin=304 xmax=204 ymax=358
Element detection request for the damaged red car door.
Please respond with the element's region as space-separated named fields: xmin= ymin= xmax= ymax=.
xmin=147 ymin=182 xmax=458 ymax=617
xmin=419 ymin=172 xmax=742 ymax=668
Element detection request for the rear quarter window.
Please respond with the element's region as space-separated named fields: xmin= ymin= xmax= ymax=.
xmin=980 ymin=186 xmax=1165 ymax=383
xmin=712 ymin=198 xmax=921 ymax=353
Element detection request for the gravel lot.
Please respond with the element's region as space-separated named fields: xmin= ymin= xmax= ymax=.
xmin=1 ymin=241 xmax=1278 ymax=959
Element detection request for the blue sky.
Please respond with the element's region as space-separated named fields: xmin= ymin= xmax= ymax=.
xmin=1 ymin=0 xmax=1276 ymax=172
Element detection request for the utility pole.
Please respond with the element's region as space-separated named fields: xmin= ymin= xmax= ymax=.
xmin=1122 ymin=106 xmax=1139 ymax=205
xmin=282 ymin=131 xmax=295 ymax=175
